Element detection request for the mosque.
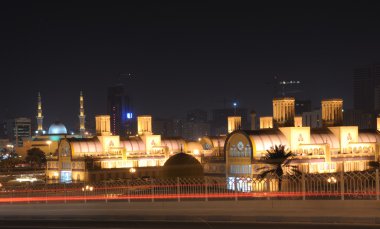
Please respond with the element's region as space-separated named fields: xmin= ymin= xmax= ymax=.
xmin=225 ymin=98 xmax=380 ymax=191
xmin=16 ymin=92 xmax=87 ymax=158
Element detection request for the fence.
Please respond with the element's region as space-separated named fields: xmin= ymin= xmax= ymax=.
xmin=0 ymin=170 xmax=379 ymax=204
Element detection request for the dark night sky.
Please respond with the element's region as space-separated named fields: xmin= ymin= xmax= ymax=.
xmin=1 ymin=2 xmax=380 ymax=131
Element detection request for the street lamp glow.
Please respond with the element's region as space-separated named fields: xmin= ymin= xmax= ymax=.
xmin=327 ymin=176 xmax=337 ymax=184
xmin=129 ymin=168 xmax=136 ymax=173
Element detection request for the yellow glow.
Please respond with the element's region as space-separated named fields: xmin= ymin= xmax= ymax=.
xmin=129 ymin=167 xmax=136 ymax=173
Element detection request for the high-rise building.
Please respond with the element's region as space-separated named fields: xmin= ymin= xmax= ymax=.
xmin=107 ymin=85 xmax=134 ymax=137
xmin=182 ymin=122 xmax=210 ymax=141
xmin=302 ymin=110 xmax=322 ymax=128
xmin=295 ymin=100 xmax=311 ymax=115
xmin=343 ymin=109 xmax=376 ymax=130
xmin=5 ymin=117 xmax=32 ymax=147
xmin=153 ymin=118 xmax=183 ymax=137
xmin=353 ymin=63 xmax=380 ymax=113
xmin=186 ymin=109 xmax=208 ymax=123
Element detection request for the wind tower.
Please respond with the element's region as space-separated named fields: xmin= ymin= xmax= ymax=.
xmin=36 ymin=92 xmax=44 ymax=135
xmin=79 ymin=91 xmax=86 ymax=136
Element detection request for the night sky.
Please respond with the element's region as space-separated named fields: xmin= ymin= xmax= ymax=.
xmin=1 ymin=2 xmax=380 ymax=131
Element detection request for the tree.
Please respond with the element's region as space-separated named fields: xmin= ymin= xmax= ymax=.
xmin=368 ymin=161 xmax=380 ymax=171
xmin=0 ymin=151 xmax=21 ymax=172
xmin=257 ymin=145 xmax=299 ymax=191
xmin=25 ymin=148 xmax=46 ymax=168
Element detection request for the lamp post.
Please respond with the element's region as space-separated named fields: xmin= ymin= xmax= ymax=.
xmin=46 ymin=140 xmax=52 ymax=156
xmin=129 ymin=167 xmax=136 ymax=180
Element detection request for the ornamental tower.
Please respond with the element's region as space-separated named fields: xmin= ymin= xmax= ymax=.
xmin=321 ymin=98 xmax=343 ymax=127
xmin=79 ymin=91 xmax=86 ymax=135
xmin=36 ymin=92 xmax=44 ymax=134
xmin=227 ymin=116 xmax=241 ymax=133
xmin=273 ymin=97 xmax=295 ymax=127
xmin=137 ymin=115 xmax=152 ymax=135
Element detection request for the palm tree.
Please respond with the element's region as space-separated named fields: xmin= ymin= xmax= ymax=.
xmin=257 ymin=145 xmax=299 ymax=191
xmin=368 ymin=161 xmax=380 ymax=171
xmin=25 ymin=148 xmax=46 ymax=169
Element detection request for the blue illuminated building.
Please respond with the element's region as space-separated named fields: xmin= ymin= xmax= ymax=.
xmin=107 ymin=84 xmax=135 ymax=137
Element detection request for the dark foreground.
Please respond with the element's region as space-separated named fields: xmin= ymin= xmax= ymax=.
xmin=0 ymin=221 xmax=379 ymax=229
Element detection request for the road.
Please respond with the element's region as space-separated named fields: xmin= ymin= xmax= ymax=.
xmin=0 ymin=200 xmax=380 ymax=227
xmin=0 ymin=221 xmax=379 ymax=229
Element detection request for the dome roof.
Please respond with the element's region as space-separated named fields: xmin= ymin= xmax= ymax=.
xmin=162 ymin=153 xmax=203 ymax=178
xmin=48 ymin=122 xmax=67 ymax=135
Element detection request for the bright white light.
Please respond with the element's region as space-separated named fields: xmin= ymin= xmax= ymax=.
xmin=16 ymin=177 xmax=37 ymax=182
xmin=129 ymin=168 xmax=136 ymax=173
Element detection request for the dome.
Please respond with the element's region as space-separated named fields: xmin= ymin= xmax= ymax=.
xmin=48 ymin=122 xmax=67 ymax=135
xmin=162 ymin=153 xmax=203 ymax=178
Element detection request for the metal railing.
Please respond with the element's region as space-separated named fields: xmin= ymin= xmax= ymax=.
xmin=0 ymin=170 xmax=379 ymax=204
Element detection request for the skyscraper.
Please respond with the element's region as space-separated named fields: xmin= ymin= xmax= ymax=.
xmin=5 ymin=117 xmax=32 ymax=147
xmin=107 ymin=85 xmax=134 ymax=137
xmin=353 ymin=63 xmax=380 ymax=113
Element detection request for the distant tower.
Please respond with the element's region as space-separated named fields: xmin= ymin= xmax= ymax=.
xmin=79 ymin=91 xmax=86 ymax=135
xmin=36 ymin=92 xmax=44 ymax=134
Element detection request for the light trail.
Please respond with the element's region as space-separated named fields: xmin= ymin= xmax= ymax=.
xmin=0 ymin=191 xmax=377 ymax=204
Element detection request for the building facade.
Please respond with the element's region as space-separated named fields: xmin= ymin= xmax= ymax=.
xmin=46 ymin=115 xmax=215 ymax=183
xmin=5 ymin=117 xmax=32 ymax=147
xmin=225 ymin=97 xmax=380 ymax=191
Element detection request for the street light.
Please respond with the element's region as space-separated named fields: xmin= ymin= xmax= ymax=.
xmin=327 ymin=176 xmax=337 ymax=184
xmin=129 ymin=168 xmax=136 ymax=173
xmin=46 ymin=140 xmax=52 ymax=153
xmin=82 ymin=185 xmax=94 ymax=191
xmin=129 ymin=167 xmax=136 ymax=180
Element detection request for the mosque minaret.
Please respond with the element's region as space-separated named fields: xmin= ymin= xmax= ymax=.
xmin=79 ymin=91 xmax=86 ymax=135
xmin=36 ymin=92 xmax=44 ymax=135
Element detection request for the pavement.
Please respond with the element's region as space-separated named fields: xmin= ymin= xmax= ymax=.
xmin=0 ymin=200 xmax=380 ymax=226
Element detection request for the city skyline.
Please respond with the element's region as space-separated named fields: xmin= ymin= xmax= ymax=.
xmin=2 ymin=2 xmax=380 ymax=130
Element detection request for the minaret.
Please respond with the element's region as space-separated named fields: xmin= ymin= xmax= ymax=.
xmin=79 ymin=91 xmax=86 ymax=136
xmin=36 ymin=92 xmax=44 ymax=135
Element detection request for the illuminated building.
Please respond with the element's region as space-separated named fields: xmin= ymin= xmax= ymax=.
xmin=46 ymin=115 xmax=211 ymax=183
xmin=225 ymin=97 xmax=380 ymax=190
xmin=16 ymin=93 xmax=86 ymax=158
xmin=107 ymin=85 xmax=134 ymax=137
